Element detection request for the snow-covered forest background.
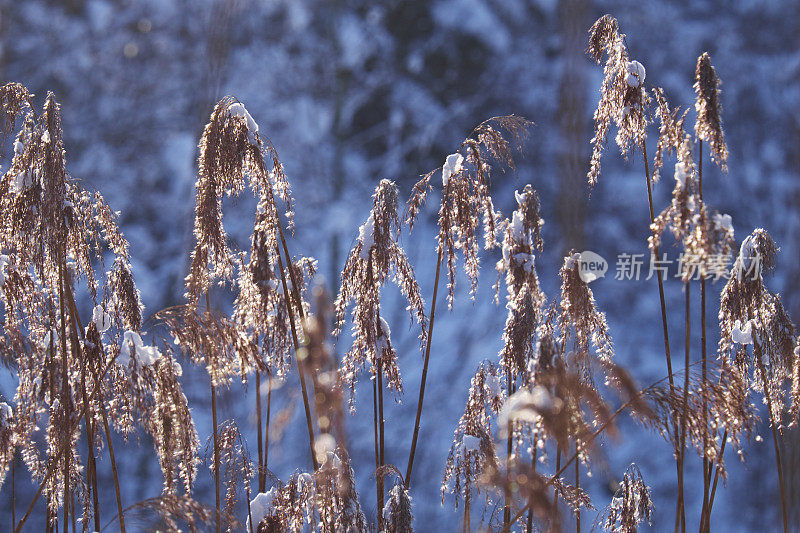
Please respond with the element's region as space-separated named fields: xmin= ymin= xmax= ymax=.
xmin=0 ymin=0 xmax=798 ymax=530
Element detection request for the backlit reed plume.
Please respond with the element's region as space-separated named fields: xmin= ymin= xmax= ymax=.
xmin=640 ymin=361 xmax=755 ymax=477
xmin=334 ymin=179 xmax=426 ymax=402
xmin=0 ymin=83 xmax=33 ymax=143
xmin=557 ymin=252 xmax=614 ymax=375
xmin=334 ymin=178 xmax=425 ymax=528
xmin=441 ymin=361 xmax=503 ymax=512
xmin=383 ymin=479 xmax=413 ymax=533
xmin=649 ymin=128 xmax=734 ymax=282
xmin=407 ymin=116 xmax=531 ymax=307
xmin=406 ymin=115 xmax=530 ymax=489
xmin=0 ymin=85 xmax=163 ymax=530
xmin=247 ymin=447 xmax=367 ymax=532
xmin=650 ymin=87 xmax=688 ymax=184
xmin=174 ymin=95 xmax=312 ymax=530
xmin=482 ymin=458 xmax=592 ymax=530
xmin=206 ymin=420 xmax=254 ymax=531
xmin=597 ymin=463 xmax=653 ymax=532
xmin=586 ymin=15 xmax=650 ymax=187
xmin=0 ymin=401 xmax=15 ymax=488
xmin=694 ymin=53 xmax=728 ymax=173
xmin=121 ymin=494 xmax=216 ymax=533
xmin=495 ymin=185 xmax=545 ymax=377
xmin=184 ymin=96 xmax=291 ymax=309
xmin=718 ymin=229 xmax=794 ymax=414
xmin=717 ymin=228 xmax=794 ymax=530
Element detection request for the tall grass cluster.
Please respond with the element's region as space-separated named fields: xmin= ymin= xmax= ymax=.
xmin=0 ymin=14 xmax=796 ymax=532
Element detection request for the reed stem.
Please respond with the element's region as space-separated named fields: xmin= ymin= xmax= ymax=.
xmin=676 ymin=284 xmax=691 ymax=533
xmin=405 ymin=246 xmax=444 ymax=488
xmin=265 ymin=371 xmax=272 ymax=483
xmin=273 ymin=238 xmax=319 ymax=471
xmin=504 ymin=367 xmax=514 ymax=528
xmin=575 ymin=453 xmax=580 ymax=533
xmin=697 ymin=140 xmax=712 ymax=532
xmin=756 ymin=352 xmax=788 ymax=532
xmin=205 ymin=290 xmax=221 ymax=533
xmin=372 ymin=379 xmax=381 ymax=528
xmin=256 ymin=369 xmax=264 ymax=493
xmin=57 ymin=259 xmax=70 ymax=533
xmin=642 ymin=141 xmax=683 ymax=531
xmin=11 ymin=450 xmax=15 ymax=529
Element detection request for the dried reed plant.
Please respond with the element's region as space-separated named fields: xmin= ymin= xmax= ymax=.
xmin=405 ymin=115 xmax=531 ymax=490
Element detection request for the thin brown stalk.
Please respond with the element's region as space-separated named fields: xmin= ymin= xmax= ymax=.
xmin=255 ymin=369 xmax=264 ymax=492
xmin=57 ymin=259 xmax=70 ymax=533
xmin=707 ymin=428 xmax=726 ymax=514
xmin=504 ymin=368 xmax=514 ymax=528
xmin=756 ymin=353 xmax=788 ymax=532
xmin=264 ymin=371 xmax=271 ymax=483
xmin=206 ymin=290 xmax=221 ymax=533
xmin=643 ymin=141 xmax=682 ymax=531
xmin=405 ymin=246 xmax=444 ymax=488
xmin=377 ymin=356 xmax=386 ymax=528
xmin=273 ymin=235 xmax=319 ymax=471
xmin=369 ymin=252 xmax=386 ymax=529
xmin=88 ymin=403 xmax=100 ymax=531
xmin=70 ymin=493 xmax=76 ymax=533
xmin=11 ymin=449 xmax=15 ymax=528
xmin=698 ymin=140 xmax=711 ymax=532
xmin=526 ymin=442 xmax=537 ymax=533
xmin=75 ymin=282 xmax=100 ymax=531
xmin=677 ymin=285 xmax=691 ymax=533
xmin=247 ymin=487 xmax=255 ymax=533
xmin=92 ymin=376 xmax=125 ymax=533
xmin=372 ymin=379 xmax=381 ymax=528
xmin=463 ymin=498 xmax=470 ymax=533
xmin=575 ymin=453 xmax=580 ymax=533
xmin=211 ymin=384 xmax=220 ymax=533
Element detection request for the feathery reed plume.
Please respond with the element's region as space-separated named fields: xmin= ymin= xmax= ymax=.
xmin=407 ymin=116 xmax=530 ymax=307
xmin=586 ymin=15 xmax=650 ymax=187
xmin=109 ymin=494 xmax=217 ymax=533
xmin=557 ymin=252 xmax=614 ymax=375
xmin=334 ymin=179 xmax=425 ymax=527
xmin=492 ymin=185 xmax=545 ymax=527
xmin=0 ymin=88 xmax=153 ymax=531
xmin=495 ymin=185 xmax=546 ymax=377
xmin=442 ymin=361 xmax=503 ymax=512
xmin=247 ymin=447 xmax=367 ymax=532
xmin=651 ymin=87 xmax=688 ymax=184
xmin=182 ymin=95 xmax=315 ymax=527
xmin=717 ymin=228 xmax=794 ymax=530
xmin=640 ymin=361 xmax=756 ymax=478
xmin=185 ymin=96 xmax=291 ymax=308
xmin=694 ymin=53 xmax=728 ymax=173
xmin=383 ymin=479 xmax=413 ymax=533
xmin=597 ymin=463 xmax=654 ymax=532
xmin=203 ymin=420 xmax=255 ymax=531
xmin=335 ymin=179 xmax=426 ymax=402
xmin=0 ymin=400 xmax=15 ymax=488
xmin=406 ymin=115 xmax=531 ymax=488
xmin=484 ymin=457 xmax=592 ymax=531
xmin=0 ymin=83 xmax=34 ymax=146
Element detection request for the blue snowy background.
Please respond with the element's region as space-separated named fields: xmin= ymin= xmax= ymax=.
xmin=0 ymin=0 xmax=798 ymax=530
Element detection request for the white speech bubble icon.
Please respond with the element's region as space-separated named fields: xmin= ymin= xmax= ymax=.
xmin=577 ymin=251 xmax=607 ymax=283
